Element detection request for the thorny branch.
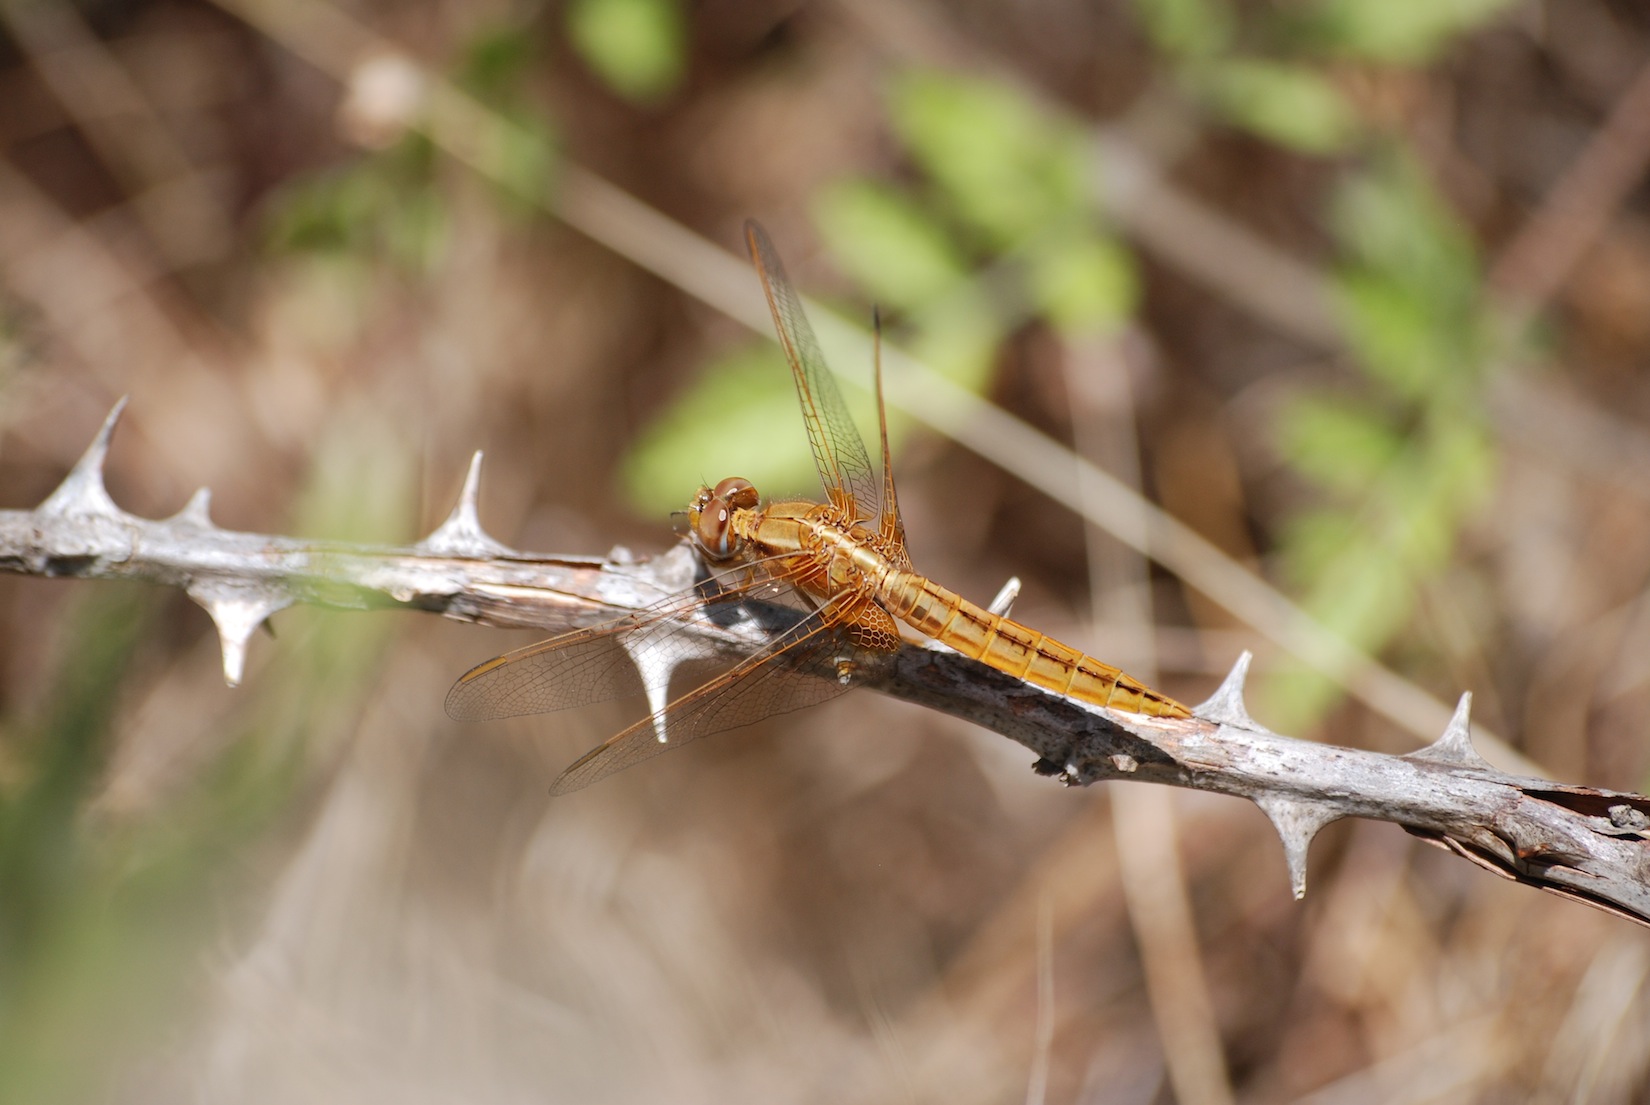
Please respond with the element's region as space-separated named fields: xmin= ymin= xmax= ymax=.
xmin=7 ymin=402 xmax=1650 ymax=926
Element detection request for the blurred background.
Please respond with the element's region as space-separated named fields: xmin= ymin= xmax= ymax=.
xmin=3 ymin=0 xmax=1650 ymax=1100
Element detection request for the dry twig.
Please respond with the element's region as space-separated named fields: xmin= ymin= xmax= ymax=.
xmin=7 ymin=402 xmax=1650 ymax=926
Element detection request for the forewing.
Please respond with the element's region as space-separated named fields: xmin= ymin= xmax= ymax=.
xmin=549 ymin=607 xmax=855 ymax=794
xmin=745 ymin=220 xmax=879 ymax=521
xmin=445 ymin=561 xmax=800 ymax=721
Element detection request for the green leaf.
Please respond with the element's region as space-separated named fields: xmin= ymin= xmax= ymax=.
xmin=262 ymin=137 xmax=450 ymax=272
xmin=1026 ymin=231 xmax=1138 ymax=336
xmin=890 ymin=70 xmax=1086 ymax=248
xmin=1390 ymin=427 xmax=1492 ymax=569
xmin=1261 ymin=535 xmax=1420 ymax=724
xmin=481 ymin=108 xmax=561 ymax=211
xmin=1333 ymin=271 xmax=1457 ymax=401
xmin=907 ymin=284 xmax=1006 ymax=394
xmin=1331 ymin=155 xmax=1476 ymax=294
xmin=1132 ymin=0 xmax=1234 ymax=57
xmin=1311 ymin=540 xmax=1418 ymax=645
xmin=1264 ymin=153 xmax=1498 ymax=732
xmin=1277 ymin=506 xmax=1360 ymax=587
xmin=1295 ymin=0 xmax=1519 ymax=64
xmin=1429 ymin=418 xmax=1496 ymax=515
xmin=622 ymin=346 xmax=824 ymax=517
xmin=1255 ymin=664 xmax=1343 ymax=732
xmin=1328 ymin=154 xmax=1484 ymax=400
xmin=566 ymin=0 xmax=685 ymax=104
xmin=458 ymin=23 xmax=539 ymax=100
xmin=813 ymin=180 xmax=967 ymax=311
xmin=1276 ymin=394 xmax=1404 ymax=496
xmin=1201 ymin=59 xmax=1360 ymax=154
xmin=263 ymin=164 xmax=379 ymax=255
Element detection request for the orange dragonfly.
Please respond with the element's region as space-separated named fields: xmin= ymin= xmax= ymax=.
xmin=447 ymin=221 xmax=1191 ymax=794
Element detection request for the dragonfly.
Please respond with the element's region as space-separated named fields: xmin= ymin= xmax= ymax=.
xmin=447 ymin=221 xmax=1192 ymax=794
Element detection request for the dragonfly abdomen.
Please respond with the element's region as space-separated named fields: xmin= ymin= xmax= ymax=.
xmin=882 ymin=573 xmax=1192 ymax=719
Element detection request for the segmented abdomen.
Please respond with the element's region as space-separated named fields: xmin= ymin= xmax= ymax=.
xmin=879 ymin=572 xmax=1191 ymax=718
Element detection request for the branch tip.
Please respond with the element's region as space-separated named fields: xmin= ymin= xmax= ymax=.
xmin=38 ymin=398 xmax=131 ymax=520
xmin=1196 ymin=650 xmax=1256 ymax=727
xmin=417 ymin=451 xmax=514 ymax=557
xmin=1254 ymin=795 xmax=1340 ymax=900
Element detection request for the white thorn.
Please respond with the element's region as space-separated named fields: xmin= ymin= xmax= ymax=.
xmin=1195 ymin=650 xmax=1255 ymax=727
xmin=39 ymin=398 xmax=129 ymax=519
xmin=168 ymin=487 xmax=214 ymax=527
xmin=1109 ymin=753 xmax=1138 ymax=773
xmin=1254 ymin=795 xmax=1340 ymax=900
xmin=418 ymin=452 xmax=513 ymax=556
xmin=1405 ymin=692 xmax=1489 ymax=768
xmin=987 ymin=576 xmax=1021 ymax=618
xmin=188 ymin=585 xmax=291 ymax=686
xmin=620 ymin=624 xmax=681 ymax=745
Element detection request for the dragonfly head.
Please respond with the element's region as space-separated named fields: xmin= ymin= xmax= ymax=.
xmin=688 ymin=476 xmax=760 ymax=561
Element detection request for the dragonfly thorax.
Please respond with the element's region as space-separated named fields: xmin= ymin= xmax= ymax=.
xmin=688 ymin=476 xmax=760 ymax=560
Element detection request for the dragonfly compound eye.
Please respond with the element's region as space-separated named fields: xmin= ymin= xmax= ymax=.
xmin=712 ymin=476 xmax=759 ymax=511
xmin=692 ymin=495 xmax=743 ymax=560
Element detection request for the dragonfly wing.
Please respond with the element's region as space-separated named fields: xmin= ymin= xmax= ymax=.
xmin=448 ymin=624 xmax=618 ymax=721
xmin=745 ymin=220 xmax=880 ymax=521
xmin=549 ymin=605 xmax=860 ymax=795
xmin=445 ymin=561 xmax=802 ymax=721
xmin=870 ymin=306 xmax=909 ymax=563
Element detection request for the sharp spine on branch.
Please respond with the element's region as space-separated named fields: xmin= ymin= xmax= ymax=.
xmin=1197 ymin=650 xmax=1256 ymax=728
xmin=167 ymin=487 xmax=216 ymax=528
xmin=620 ymin=627 xmax=684 ymax=746
xmin=39 ymin=398 xmax=131 ymax=521
xmin=417 ymin=452 xmax=514 ymax=557
xmin=987 ymin=577 xmax=1021 ymax=618
xmin=1254 ymin=794 xmax=1341 ymax=899
xmin=188 ymin=584 xmax=292 ymax=687
xmin=1404 ymin=693 xmax=1489 ymax=769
